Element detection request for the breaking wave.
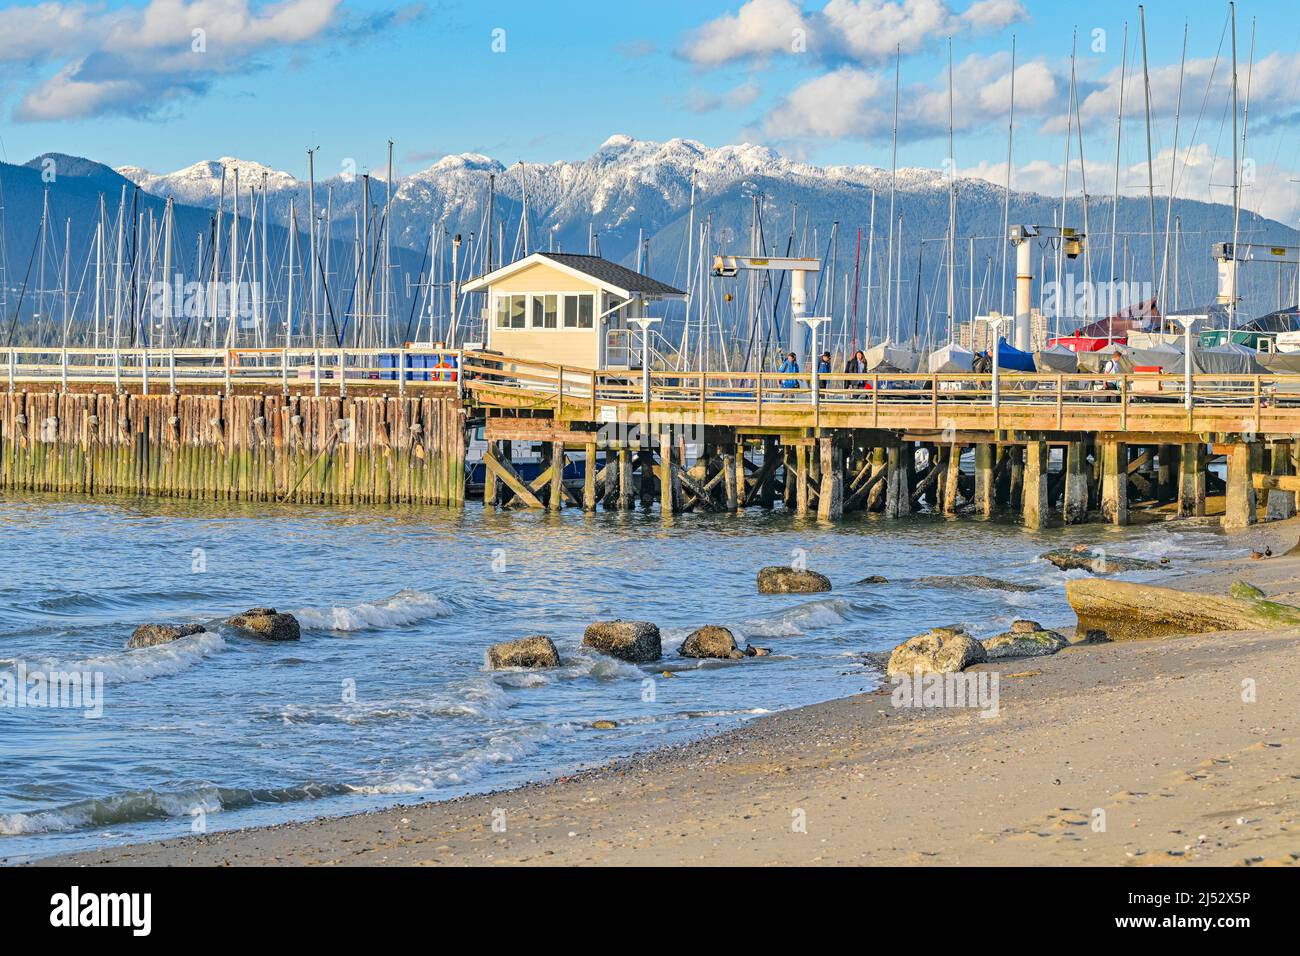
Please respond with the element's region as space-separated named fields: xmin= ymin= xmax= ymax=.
xmin=4 ymin=631 xmax=227 ymax=686
xmin=294 ymin=589 xmax=454 ymax=632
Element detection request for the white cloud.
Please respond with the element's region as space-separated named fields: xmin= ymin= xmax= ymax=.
xmin=0 ymin=0 xmax=417 ymax=122
xmin=679 ymin=0 xmax=807 ymax=67
xmin=763 ymin=51 xmax=1058 ymax=143
xmin=679 ymin=0 xmax=1028 ymax=67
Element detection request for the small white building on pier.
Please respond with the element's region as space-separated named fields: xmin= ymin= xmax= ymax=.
xmin=461 ymin=252 xmax=684 ymax=370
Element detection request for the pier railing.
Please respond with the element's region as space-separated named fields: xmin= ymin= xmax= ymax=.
xmin=2 ymin=346 xmax=463 ymax=396
xmin=459 ymin=352 xmax=1300 ymax=435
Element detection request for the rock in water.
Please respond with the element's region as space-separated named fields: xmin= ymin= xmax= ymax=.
xmin=679 ymin=626 xmax=742 ymax=659
xmin=982 ymin=620 xmax=1068 ymax=659
xmin=486 ymin=635 xmax=561 ymax=669
xmin=582 ymin=620 xmax=662 ymax=663
xmin=886 ymin=626 xmax=987 ymax=677
xmin=757 ymin=566 xmax=832 ymax=593
xmin=1067 ymin=579 xmax=1300 ymax=642
xmin=225 ymin=607 xmax=301 ymax=642
xmin=857 ymin=575 xmax=890 ymax=585
xmin=916 ymin=575 xmax=1040 ymax=593
xmin=744 ymin=644 xmax=771 ymax=657
xmin=127 ymin=622 xmax=206 ymax=650
xmin=1040 ymin=549 xmax=1162 ymax=573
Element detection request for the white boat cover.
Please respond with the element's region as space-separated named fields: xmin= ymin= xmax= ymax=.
xmin=865 ymin=342 xmax=921 ymax=373
xmin=1033 ymin=344 xmax=1079 ymax=373
xmin=927 ymin=342 xmax=975 ymax=373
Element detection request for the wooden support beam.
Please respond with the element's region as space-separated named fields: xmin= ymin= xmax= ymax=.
xmin=483 ymin=446 xmax=544 ymax=509
xmin=795 ymin=444 xmax=811 ymax=516
xmin=548 ymin=441 xmax=564 ymax=512
xmin=618 ymin=447 xmax=634 ymax=510
xmin=940 ymin=444 xmax=961 ymax=515
xmin=1266 ymin=444 xmax=1296 ymax=520
xmin=482 ymin=439 xmax=501 ymax=507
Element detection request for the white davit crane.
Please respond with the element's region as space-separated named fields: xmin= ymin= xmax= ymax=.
xmin=711 ymin=255 xmax=822 ymax=337
xmin=1213 ymin=241 xmax=1300 ymax=311
xmin=1007 ymin=225 xmax=1085 ymax=351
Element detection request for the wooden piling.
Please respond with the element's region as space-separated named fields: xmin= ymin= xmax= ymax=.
xmin=1178 ymin=442 xmax=1207 ymax=518
xmin=1224 ymin=442 xmax=1259 ymax=530
xmin=817 ymin=436 xmax=843 ymax=521
xmin=1100 ymin=439 xmax=1129 ymax=526
xmin=1063 ymin=440 xmax=1089 ymax=524
xmin=1022 ymin=440 xmax=1049 ymax=530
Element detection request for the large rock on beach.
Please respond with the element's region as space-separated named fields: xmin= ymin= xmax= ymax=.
xmin=757 ymin=566 xmax=832 ymax=594
xmin=1040 ymin=548 xmax=1163 ymax=574
xmin=224 ymin=607 xmax=301 ymax=642
xmin=917 ymin=575 xmax=1040 ymax=593
xmin=127 ymin=622 xmax=207 ymax=650
xmin=487 ymin=635 xmax=561 ymax=669
xmin=981 ymin=620 xmax=1068 ymax=659
xmin=679 ymin=626 xmax=743 ymax=659
xmin=1067 ymin=579 xmax=1300 ymax=642
xmin=886 ymin=626 xmax=987 ymax=677
xmin=583 ymin=620 xmax=662 ymax=663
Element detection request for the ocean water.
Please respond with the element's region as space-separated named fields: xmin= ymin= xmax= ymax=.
xmin=0 ymin=494 xmax=1236 ymax=862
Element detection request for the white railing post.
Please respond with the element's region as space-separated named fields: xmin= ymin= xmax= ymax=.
xmin=224 ymin=349 xmax=232 ymax=395
xmin=338 ymin=348 xmax=346 ymax=397
xmin=60 ymin=347 xmax=68 ymax=393
xmin=113 ymin=348 xmax=121 ymax=392
xmin=282 ymin=347 xmax=289 ymax=396
xmin=7 ymin=348 xmax=14 ymax=392
xmin=169 ymin=348 xmax=177 ymax=393
xmin=398 ymin=346 xmax=406 ymax=398
xmin=142 ymin=345 xmax=150 ymax=395
xmin=314 ymin=348 xmax=321 ymax=397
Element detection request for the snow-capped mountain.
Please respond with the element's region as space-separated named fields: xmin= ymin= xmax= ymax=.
xmin=112 ymin=134 xmax=1291 ymax=317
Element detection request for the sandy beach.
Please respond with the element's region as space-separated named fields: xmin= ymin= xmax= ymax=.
xmin=37 ymin=520 xmax=1300 ymax=868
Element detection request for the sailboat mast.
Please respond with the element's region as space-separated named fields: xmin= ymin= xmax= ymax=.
xmin=1139 ymin=4 xmax=1158 ymax=288
xmin=1000 ymin=34 xmax=1016 ymax=317
xmin=1110 ymin=22 xmax=1128 ymax=337
xmin=1159 ymin=22 xmax=1188 ymax=310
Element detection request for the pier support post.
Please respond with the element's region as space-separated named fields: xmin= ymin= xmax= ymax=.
xmin=1008 ymin=446 xmax=1024 ymax=510
xmin=482 ymin=440 xmax=501 ymax=508
xmin=722 ymin=444 xmax=739 ymax=512
xmin=884 ymin=443 xmax=908 ymax=519
xmin=658 ymin=429 xmax=679 ymax=514
xmin=1022 ymin=440 xmax=1049 ymax=530
xmin=1267 ymin=442 xmax=1295 ymax=521
xmin=638 ymin=446 xmax=655 ymax=509
xmin=795 ymin=444 xmax=811 ymax=516
xmin=1063 ymin=440 xmax=1089 ymax=524
xmin=1100 ymin=440 xmax=1129 ymax=526
xmin=1157 ymin=444 xmax=1178 ymax=503
xmin=974 ymin=443 xmax=995 ymax=515
xmin=940 ymin=444 xmax=962 ymax=515
xmin=1224 ymin=442 xmax=1259 ymax=530
xmin=617 ymin=447 xmax=634 ymax=510
xmin=817 ymin=436 xmax=843 ymax=521
xmin=1178 ymin=443 xmax=1207 ymax=517
xmin=583 ymin=441 xmax=598 ymax=512
xmin=760 ymin=437 xmax=777 ymax=509
xmin=548 ymin=441 xmax=564 ymax=512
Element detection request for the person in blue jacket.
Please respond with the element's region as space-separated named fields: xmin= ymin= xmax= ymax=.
xmin=778 ymin=352 xmax=800 ymax=388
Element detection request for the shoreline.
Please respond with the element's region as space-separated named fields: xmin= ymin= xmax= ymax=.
xmin=32 ymin=520 xmax=1300 ymax=867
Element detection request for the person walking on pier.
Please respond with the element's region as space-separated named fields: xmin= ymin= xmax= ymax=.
xmin=845 ymin=349 xmax=868 ymax=393
xmin=779 ymin=352 xmax=800 ymax=390
xmin=818 ymin=351 xmax=832 ymax=396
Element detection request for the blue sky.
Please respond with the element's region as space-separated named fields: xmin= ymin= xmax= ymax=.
xmin=2 ymin=0 xmax=1299 ymax=219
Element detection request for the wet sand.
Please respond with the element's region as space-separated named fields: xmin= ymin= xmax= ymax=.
xmin=39 ymin=521 xmax=1300 ymax=867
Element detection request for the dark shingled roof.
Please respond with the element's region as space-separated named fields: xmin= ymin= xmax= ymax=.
xmin=538 ymin=253 xmax=684 ymax=296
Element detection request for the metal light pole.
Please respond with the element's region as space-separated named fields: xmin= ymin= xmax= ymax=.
xmin=1173 ymin=315 xmax=1196 ymax=411
xmin=975 ymin=315 xmax=1013 ymax=412
xmin=797 ymin=315 xmax=831 ymax=409
xmin=629 ymin=315 xmax=660 ymax=405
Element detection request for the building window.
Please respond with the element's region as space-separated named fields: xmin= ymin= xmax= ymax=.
xmin=531 ymin=294 xmax=557 ymax=329
xmin=563 ymin=293 xmax=595 ymax=329
xmin=508 ymin=294 xmax=527 ymax=328
xmin=495 ymin=295 xmax=510 ymax=329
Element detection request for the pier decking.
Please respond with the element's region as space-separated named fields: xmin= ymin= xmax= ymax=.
xmin=1 ymin=345 xmax=1297 ymax=528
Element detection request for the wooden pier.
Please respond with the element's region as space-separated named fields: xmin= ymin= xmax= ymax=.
xmin=1 ymin=345 xmax=1299 ymax=529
